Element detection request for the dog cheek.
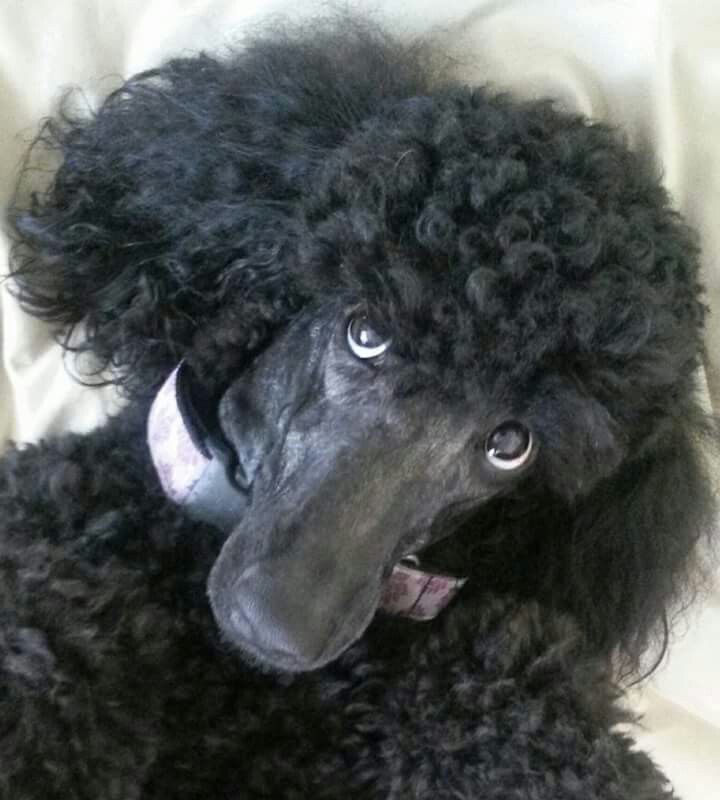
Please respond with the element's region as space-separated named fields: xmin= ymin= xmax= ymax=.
xmin=532 ymin=392 xmax=625 ymax=498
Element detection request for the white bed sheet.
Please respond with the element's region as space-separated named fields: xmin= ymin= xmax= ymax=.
xmin=1 ymin=1 xmax=718 ymax=796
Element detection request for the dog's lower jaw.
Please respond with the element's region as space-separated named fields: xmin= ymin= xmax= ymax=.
xmin=214 ymin=552 xmax=470 ymax=673
xmin=224 ymin=601 xmax=380 ymax=674
xmin=213 ymin=569 xmax=383 ymax=674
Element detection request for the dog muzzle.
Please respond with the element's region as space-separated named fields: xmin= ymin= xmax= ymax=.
xmin=147 ymin=363 xmax=466 ymax=621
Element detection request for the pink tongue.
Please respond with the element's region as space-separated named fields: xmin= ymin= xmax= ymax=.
xmin=380 ymin=562 xmax=466 ymax=621
xmin=148 ymin=364 xmax=210 ymax=504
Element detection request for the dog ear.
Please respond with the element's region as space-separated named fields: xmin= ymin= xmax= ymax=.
xmin=7 ymin=22 xmax=442 ymax=398
xmin=6 ymin=57 xmax=303 ymax=397
xmin=545 ymin=406 xmax=717 ymax=675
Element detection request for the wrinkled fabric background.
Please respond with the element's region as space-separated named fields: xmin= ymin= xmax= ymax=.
xmin=0 ymin=1 xmax=718 ymax=795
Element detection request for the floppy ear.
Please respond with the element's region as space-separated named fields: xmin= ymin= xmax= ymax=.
xmin=547 ymin=409 xmax=717 ymax=674
xmin=7 ymin=54 xmax=304 ymax=397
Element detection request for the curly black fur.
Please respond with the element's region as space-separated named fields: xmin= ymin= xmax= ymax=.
xmin=2 ymin=14 xmax=717 ymax=799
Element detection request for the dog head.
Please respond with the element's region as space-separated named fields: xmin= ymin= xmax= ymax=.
xmin=10 ymin=19 xmax=716 ymax=674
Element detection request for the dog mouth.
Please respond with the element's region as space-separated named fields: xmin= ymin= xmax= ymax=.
xmin=201 ymin=477 xmax=473 ymax=671
xmin=149 ymin=361 xmax=470 ymax=672
xmin=208 ymin=529 xmax=469 ymax=673
xmin=235 ymin=564 xmax=466 ymax=673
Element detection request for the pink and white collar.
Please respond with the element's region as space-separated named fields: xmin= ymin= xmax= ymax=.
xmin=379 ymin=560 xmax=466 ymax=620
xmin=147 ymin=363 xmax=467 ymax=621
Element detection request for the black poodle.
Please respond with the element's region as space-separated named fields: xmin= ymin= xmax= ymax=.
xmin=2 ymin=17 xmax=717 ymax=799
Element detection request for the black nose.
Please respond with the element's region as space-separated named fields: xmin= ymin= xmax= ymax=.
xmin=227 ymin=563 xmax=335 ymax=669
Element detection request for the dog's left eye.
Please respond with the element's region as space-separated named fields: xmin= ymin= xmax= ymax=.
xmin=347 ymin=314 xmax=392 ymax=360
xmin=485 ymin=422 xmax=533 ymax=471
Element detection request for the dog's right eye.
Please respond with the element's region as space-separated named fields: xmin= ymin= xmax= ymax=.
xmin=485 ymin=422 xmax=533 ymax=471
xmin=347 ymin=314 xmax=392 ymax=361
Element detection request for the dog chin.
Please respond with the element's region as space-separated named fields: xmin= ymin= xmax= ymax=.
xmin=227 ymin=629 xmax=362 ymax=675
xmin=229 ymin=598 xmax=381 ymax=675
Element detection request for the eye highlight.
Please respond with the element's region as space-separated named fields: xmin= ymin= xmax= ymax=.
xmin=485 ymin=422 xmax=533 ymax=471
xmin=346 ymin=314 xmax=392 ymax=360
